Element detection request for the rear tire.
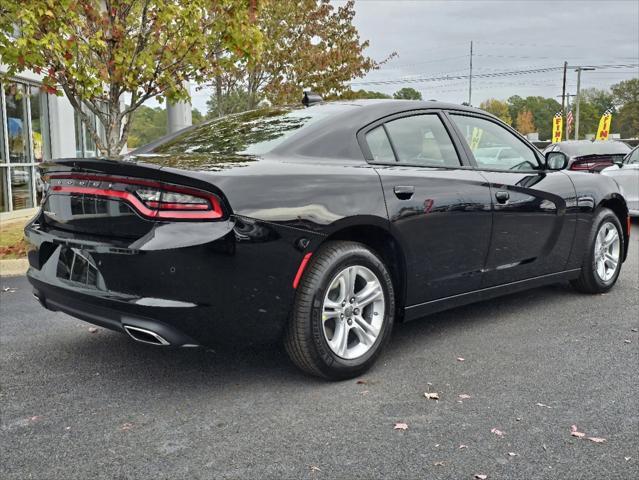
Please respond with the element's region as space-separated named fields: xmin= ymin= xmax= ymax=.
xmin=571 ymin=208 xmax=624 ymax=294
xmin=284 ymin=241 xmax=395 ymax=380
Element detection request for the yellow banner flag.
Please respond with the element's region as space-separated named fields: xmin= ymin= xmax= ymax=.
xmin=470 ymin=127 xmax=483 ymax=151
xmin=552 ymin=113 xmax=563 ymax=144
xmin=596 ymin=110 xmax=613 ymax=141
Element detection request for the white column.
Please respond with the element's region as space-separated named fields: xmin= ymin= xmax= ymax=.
xmin=166 ymin=81 xmax=192 ymax=134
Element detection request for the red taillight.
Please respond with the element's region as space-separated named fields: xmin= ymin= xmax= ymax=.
xmin=47 ymin=174 xmax=223 ymax=220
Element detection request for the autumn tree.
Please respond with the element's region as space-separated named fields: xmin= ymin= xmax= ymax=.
xmin=334 ymin=89 xmax=391 ymax=100
xmin=0 ymin=0 xmax=261 ymax=157
xmin=211 ymin=0 xmax=394 ymax=115
xmin=515 ymin=110 xmax=536 ymax=135
xmin=479 ymin=98 xmax=511 ymax=125
xmin=393 ymin=87 xmax=422 ymax=100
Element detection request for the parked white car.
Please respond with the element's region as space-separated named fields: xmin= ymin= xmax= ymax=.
xmin=602 ymin=145 xmax=639 ymax=216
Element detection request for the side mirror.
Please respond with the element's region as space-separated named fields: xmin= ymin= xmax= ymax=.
xmin=545 ymin=151 xmax=568 ymax=170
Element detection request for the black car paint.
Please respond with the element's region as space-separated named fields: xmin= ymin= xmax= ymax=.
xmin=25 ymin=100 xmax=629 ymax=347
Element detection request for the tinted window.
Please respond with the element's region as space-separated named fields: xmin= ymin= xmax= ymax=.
xmin=149 ymin=105 xmax=352 ymax=157
xmin=383 ymin=114 xmax=460 ymax=167
xmin=627 ymin=147 xmax=639 ymax=164
xmin=365 ymin=126 xmax=395 ymax=162
xmin=451 ymin=114 xmax=539 ymax=170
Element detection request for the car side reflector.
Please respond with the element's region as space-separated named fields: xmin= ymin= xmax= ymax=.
xmin=292 ymin=252 xmax=313 ymax=289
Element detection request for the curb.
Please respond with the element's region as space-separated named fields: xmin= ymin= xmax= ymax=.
xmin=0 ymin=258 xmax=29 ymax=277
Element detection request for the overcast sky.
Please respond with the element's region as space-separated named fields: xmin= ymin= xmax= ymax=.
xmin=187 ymin=0 xmax=639 ymax=112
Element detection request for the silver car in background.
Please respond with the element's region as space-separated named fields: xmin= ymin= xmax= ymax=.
xmin=602 ymin=146 xmax=639 ymax=216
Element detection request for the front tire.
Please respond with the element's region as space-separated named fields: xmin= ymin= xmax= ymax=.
xmin=571 ymin=208 xmax=624 ymax=293
xmin=284 ymin=241 xmax=395 ymax=380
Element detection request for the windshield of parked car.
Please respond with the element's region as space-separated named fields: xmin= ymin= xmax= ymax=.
xmin=148 ymin=105 xmax=351 ymax=157
xmin=560 ymin=141 xmax=630 ymax=157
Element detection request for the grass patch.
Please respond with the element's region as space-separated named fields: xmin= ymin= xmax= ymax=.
xmin=0 ymin=220 xmax=27 ymax=259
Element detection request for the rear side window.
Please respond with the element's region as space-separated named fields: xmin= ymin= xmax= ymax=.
xmin=383 ymin=114 xmax=461 ymax=167
xmin=365 ymin=126 xmax=395 ymax=162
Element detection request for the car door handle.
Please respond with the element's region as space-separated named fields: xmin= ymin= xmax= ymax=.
xmin=495 ymin=190 xmax=510 ymax=204
xmin=393 ymin=185 xmax=415 ymax=200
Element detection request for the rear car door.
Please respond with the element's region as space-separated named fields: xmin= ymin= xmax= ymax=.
xmin=447 ymin=112 xmax=577 ymax=287
xmin=359 ymin=111 xmax=493 ymax=306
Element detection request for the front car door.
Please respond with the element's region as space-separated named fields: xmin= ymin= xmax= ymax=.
xmin=446 ymin=112 xmax=578 ymax=287
xmin=359 ymin=111 xmax=493 ymax=307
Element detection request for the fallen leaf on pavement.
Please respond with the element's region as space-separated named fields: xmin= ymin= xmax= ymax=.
xmin=120 ymin=422 xmax=134 ymax=431
xmin=625 ymin=457 xmax=631 ymax=461
xmin=433 ymin=461 xmax=445 ymax=466
xmin=491 ymin=428 xmax=504 ymax=437
xmin=631 ymin=328 xmax=638 ymax=333
xmin=587 ymin=437 xmax=606 ymax=443
xmin=394 ymin=422 xmax=408 ymax=430
xmin=360 ymin=390 xmax=369 ymax=396
xmin=475 ymin=474 xmax=488 ymax=479
xmin=309 ymin=465 xmax=321 ymax=472
xmin=456 ymin=357 xmax=465 ymax=362
xmin=623 ymin=339 xmax=631 ymax=344
xmin=356 ymin=379 xmax=367 ymax=385
xmin=88 ymin=327 xmax=98 ymax=333
xmin=536 ymin=402 xmax=552 ymax=408
xmin=1 ymin=287 xmax=16 ymax=293
xmin=424 ymin=392 xmax=439 ymax=400
xmin=458 ymin=394 xmax=472 ymax=399
xmin=570 ymin=425 xmax=585 ymax=438
xmin=507 ymin=452 xmax=518 ymax=457
xmin=28 ymin=416 xmax=42 ymax=422
xmin=459 ymin=444 xmax=468 ymax=449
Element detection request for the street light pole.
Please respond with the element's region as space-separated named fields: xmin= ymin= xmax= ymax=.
xmin=574 ymin=66 xmax=595 ymax=140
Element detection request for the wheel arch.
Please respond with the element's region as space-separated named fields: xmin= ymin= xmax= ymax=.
xmin=319 ymin=222 xmax=407 ymax=321
xmin=598 ymin=193 xmax=629 ymax=261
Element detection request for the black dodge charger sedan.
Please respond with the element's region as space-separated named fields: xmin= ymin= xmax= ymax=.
xmin=25 ymin=99 xmax=630 ymax=379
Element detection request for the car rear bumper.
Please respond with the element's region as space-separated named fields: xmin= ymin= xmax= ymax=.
xmin=25 ymin=212 xmax=315 ymax=346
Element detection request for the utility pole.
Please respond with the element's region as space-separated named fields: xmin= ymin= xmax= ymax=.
xmin=574 ymin=66 xmax=595 ymax=140
xmin=557 ymin=93 xmax=577 ymax=140
xmin=468 ymin=41 xmax=473 ymax=106
xmin=561 ymin=61 xmax=567 ymax=117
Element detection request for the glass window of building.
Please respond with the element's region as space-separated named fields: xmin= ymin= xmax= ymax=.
xmin=0 ymin=80 xmax=51 ymax=212
xmin=75 ymin=105 xmax=106 ymax=158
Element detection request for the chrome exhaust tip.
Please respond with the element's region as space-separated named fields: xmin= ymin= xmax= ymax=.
xmin=123 ymin=325 xmax=170 ymax=346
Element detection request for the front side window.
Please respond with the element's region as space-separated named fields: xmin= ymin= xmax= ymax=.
xmin=625 ymin=148 xmax=639 ymax=165
xmin=451 ymin=114 xmax=540 ymax=171
xmin=382 ymin=114 xmax=460 ymax=167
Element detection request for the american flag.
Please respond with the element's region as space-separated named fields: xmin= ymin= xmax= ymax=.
xmin=566 ymin=109 xmax=574 ymax=136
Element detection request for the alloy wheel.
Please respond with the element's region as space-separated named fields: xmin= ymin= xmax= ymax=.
xmin=594 ymin=221 xmax=620 ymax=282
xmin=321 ymin=265 xmax=386 ymax=360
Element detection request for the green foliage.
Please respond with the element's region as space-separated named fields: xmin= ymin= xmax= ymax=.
xmin=211 ymin=0 xmax=394 ymax=115
xmin=612 ymin=79 xmax=639 ymax=139
xmin=507 ymin=95 xmax=561 ymax=140
xmin=206 ymin=88 xmax=253 ymax=118
xmin=0 ymin=0 xmax=261 ymax=157
xmin=479 ymin=98 xmax=512 ymax=125
xmin=128 ymin=106 xmax=205 ymax=148
xmin=393 ymin=87 xmax=422 ymax=101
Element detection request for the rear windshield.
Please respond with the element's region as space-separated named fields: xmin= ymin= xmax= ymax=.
xmin=148 ymin=105 xmax=346 ymax=157
xmin=561 ymin=141 xmax=630 ymax=157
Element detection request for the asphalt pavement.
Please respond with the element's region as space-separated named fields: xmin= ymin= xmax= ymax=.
xmin=1 ymin=223 xmax=638 ymax=479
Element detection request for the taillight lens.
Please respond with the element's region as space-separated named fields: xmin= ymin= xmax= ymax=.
xmin=47 ymin=174 xmax=223 ymax=220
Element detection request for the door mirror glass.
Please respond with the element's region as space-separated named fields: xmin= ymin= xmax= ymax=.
xmin=545 ymin=151 xmax=568 ymax=170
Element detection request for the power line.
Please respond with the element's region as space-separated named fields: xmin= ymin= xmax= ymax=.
xmin=350 ymin=63 xmax=639 ymax=87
